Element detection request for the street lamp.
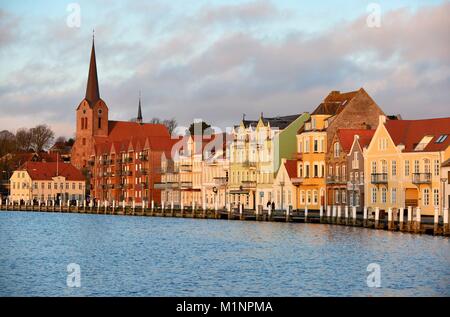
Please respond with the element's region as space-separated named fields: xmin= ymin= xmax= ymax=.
xmin=280 ymin=180 xmax=285 ymax=211
xmin=441 ymin=178 xmax=447 ymax=213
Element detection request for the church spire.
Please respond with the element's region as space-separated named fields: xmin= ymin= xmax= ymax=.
xmin=137 ymin=91 xmax=143 ymax=124
xmin=85 ymin=31 xmax=100 ymax=105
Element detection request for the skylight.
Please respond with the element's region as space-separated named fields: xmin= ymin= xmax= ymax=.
xmin=414 ymin=135 xmax=433 ymax=151
xmin=435 ymin=134 xmax=448 ymax=143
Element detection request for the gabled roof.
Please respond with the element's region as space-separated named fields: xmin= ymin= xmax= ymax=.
xmin=240 ymin=114 xmax=303 ymax=129
xmin=98 ymin=121 xmax=170 ymax=142
xmin=18 ymin=162 xmax=85 ymax=181
xmin=337 ymin=129 xmax=375 ymax=153
xmin=284 ymin=160 xmax=297 ymax=180
xmin=311 ymin=90 xmax=358 ymax=116
xmin=384 ymin=117 xmax=450 ymax=152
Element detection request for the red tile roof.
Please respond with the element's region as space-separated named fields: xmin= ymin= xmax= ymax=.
xmin=18 ymin=162 xmax=85 ymax=181
xmin=384 ymin=117 xmax=450 ymax=152
xmin=106 ymin=121 xmax=169 ymax=141
xmin=337 ymin=129 xmax=375 ymax=153
xmin=284 ymin=160 xmax=297 ymax=179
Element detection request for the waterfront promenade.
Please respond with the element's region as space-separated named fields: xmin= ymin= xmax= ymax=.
xmin=1 ymin=201 xmax=448 ymax=237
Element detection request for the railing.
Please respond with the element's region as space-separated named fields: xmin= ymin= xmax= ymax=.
xmin=124 ymin=157 xmax=133 ymax=163
xmin=371 ymin=173 xmax=388 ymax=184
xmin=120 ymin=171 xmax=132 ymax=177
xmin=242 ymin=161 xmax=256 ymax=168
xmin=241 ymin=180 xmax=256 ymax=189
xmin=290 ymin=177 xmax=303 ymax=185
xmin=139 ymin=155 xmax=148 ymax=161
xmin=138 ymin=169 xmax=148 ymax=175
xmin=412 ymin=173 xmax=431 ymax=184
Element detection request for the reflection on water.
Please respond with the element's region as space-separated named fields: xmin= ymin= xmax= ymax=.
xmin=0 ymin=211 xmax=449 ymax=296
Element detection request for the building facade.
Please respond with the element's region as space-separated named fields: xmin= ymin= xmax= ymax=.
xmin=365 ymin=116 xmax=450 ymax=216
xmin=273 ymin=159 xmax=298 ymax=210
xmin=327 ymin=129 xmax=375 ymax=212
xmin=9 ymin=162 xmax=85 ymax=204
xmin=90 ymin=136 xmax=176 ymax=206
xmin=228 ymin=113 xmax=309 ymax=210
xmin=296 ymin=88 xmax=385 ymax=211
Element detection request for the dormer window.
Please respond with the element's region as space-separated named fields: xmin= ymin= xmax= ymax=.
xmin=414 ymin=135 xmax=433 ymax=151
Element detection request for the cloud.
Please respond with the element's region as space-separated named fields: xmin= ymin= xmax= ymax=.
xmin=0 ymin=1 xmax=449 ymax=138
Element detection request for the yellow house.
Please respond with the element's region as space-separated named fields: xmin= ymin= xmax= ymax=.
xmin=9 ymin=161 xmax=86 ymax=204
xmin=295 ymin=114 xmax=328 ymax=210
xmin=364 ymin=116 xmax=450 ymax=216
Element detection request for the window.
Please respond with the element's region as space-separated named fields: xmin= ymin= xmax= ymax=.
xmin=391 ymin=188 xmax=397 ymax=204
xmin=381 ymin=160 xmax=388 ymax=174
xmin=334 ymin=142 xmax=340 ymax=158
xmin=98 ymin=117 xmax=102 ymax=129
xmin=352 ymin=151 xmax=359 ymax=169
xmin=350 ymin=192 xmax=354 ymax=206
xmin=423 ymin=188 xmax=430 ymax=206
xmin=298 ymin=141 xmax=303 ymax=153
xmin=300 ymin=191 xmax=305 ymax=204
xmin=342 ymin=190 xmax=346 ymax=204
xmin=434 ymin=160 xmax=440 ymax=176
xmin=371 ymin=188 xmax=377 ymax=203
xmin=313 ymin=139 xmax=318 ymax=152
xmin=414 ymin=160 xmax=419 ymax=174
xmin=405 ymin=160 xmax=410 ymax=176
xmin=424 ymin=159 xmax=430 ymax=174
xmin=355 ymin=193 xmax=360 ymax=206
xmin=381 ymin=188 xmax=387 ymax=203
xmin=435 ymin=134 xmax=448 ymax=143
xmin=313 ymin=190 xmax=318 ymax=204
xmin=54 ymin=183 xmax=57 ymax=189
xmin=378 ymin=138 xmax=388 ymax=151
xmin=304 ymin=139 xmax=310 ymax=153
xmin=305 ymin=164 xmax=310 ymax=178
xmin=335 ymin=190 xmax=340 ymax=204
xmin=371 ymin=161 xmax=377 ymax=174
xmin=314 ymin=164 xmax=318 ymax=177
xmin=433 ymin=189 xmax=439 ymax=207
xmin=82 ymin=138 xmax=86 ymax=146
xmin=72 ymin=183 xmax=75 ymax=190
xmin=392 ymin=160 xmax=396 ymax=176
xmin=342 ymin=165 xmax=346 ymax=181
xmin=307 ymin=191 xmax=311 ymax=204
xmin=329 ymin=165 xmax=333 ymax=177
xmin=298 ymin=163 xmax=303 ymax=177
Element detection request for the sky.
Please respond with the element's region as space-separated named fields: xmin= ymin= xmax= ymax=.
xmin=0 ymin=0 xmax=449 ymax=138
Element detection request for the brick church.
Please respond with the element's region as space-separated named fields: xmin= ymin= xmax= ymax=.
xmin=71 ymin=38 xmax=176 ymax=204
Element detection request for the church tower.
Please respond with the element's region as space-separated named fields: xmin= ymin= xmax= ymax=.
xmin=71 ymin=35 xmax=109 ymax=169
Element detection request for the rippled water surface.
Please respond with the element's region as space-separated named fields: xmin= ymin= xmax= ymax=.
xmin=0 ymin=211 xmax=449 ymax=296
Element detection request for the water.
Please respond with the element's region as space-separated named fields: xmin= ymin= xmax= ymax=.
xmin=0 ymin=211 xmax=449 ymax=296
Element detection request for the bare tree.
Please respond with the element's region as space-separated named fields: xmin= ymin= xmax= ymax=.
xmin=30 ymin=125 xmax=55 ymax=152
xmin=0 ymin=130 xmax=16 ymax=157
xmin=149 ymin=117 xmax=162 ymax=124
xmin=163 ymin=118 xmax=178 ymax=135
xmin=15 ymin=128 xmax=33 ymax=152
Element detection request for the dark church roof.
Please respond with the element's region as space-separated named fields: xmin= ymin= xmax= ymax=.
xmin=85 ymin=37 xmax=100 ymax=106
xmin=240 ymin=114 xmax=302 ymax=129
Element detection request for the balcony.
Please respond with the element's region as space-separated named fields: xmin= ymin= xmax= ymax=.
xmin=120 ymin=170 xmax=132 ymax=177
xmin=241 ymin=180 xmax=256 ymax=189
xmin=412 ymin=173 xmax=431 ymax=184
xmin=116 ymin=158 xmax=123 ymax=164
xmin=88 ymin=160 xmax=95 ymax=166
xmin=139 ymin=154 xmax=148 ymax=161
xmin=138 ymin=168 xmax=148 ymax=176
xmin=180 ymin=181 xmax=193 ymax=189
xmin=107 ymin=184 xmax=115 ymax=189
xmin=371 ymin=173 xmax=388 ymax=184
xmin=242 ymin=161 xmax=257 ymax=169
xmin=124 ymin=157 xmax=133 ymax=164
xmin=291 ymin=177 xmax=303 ymax=185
